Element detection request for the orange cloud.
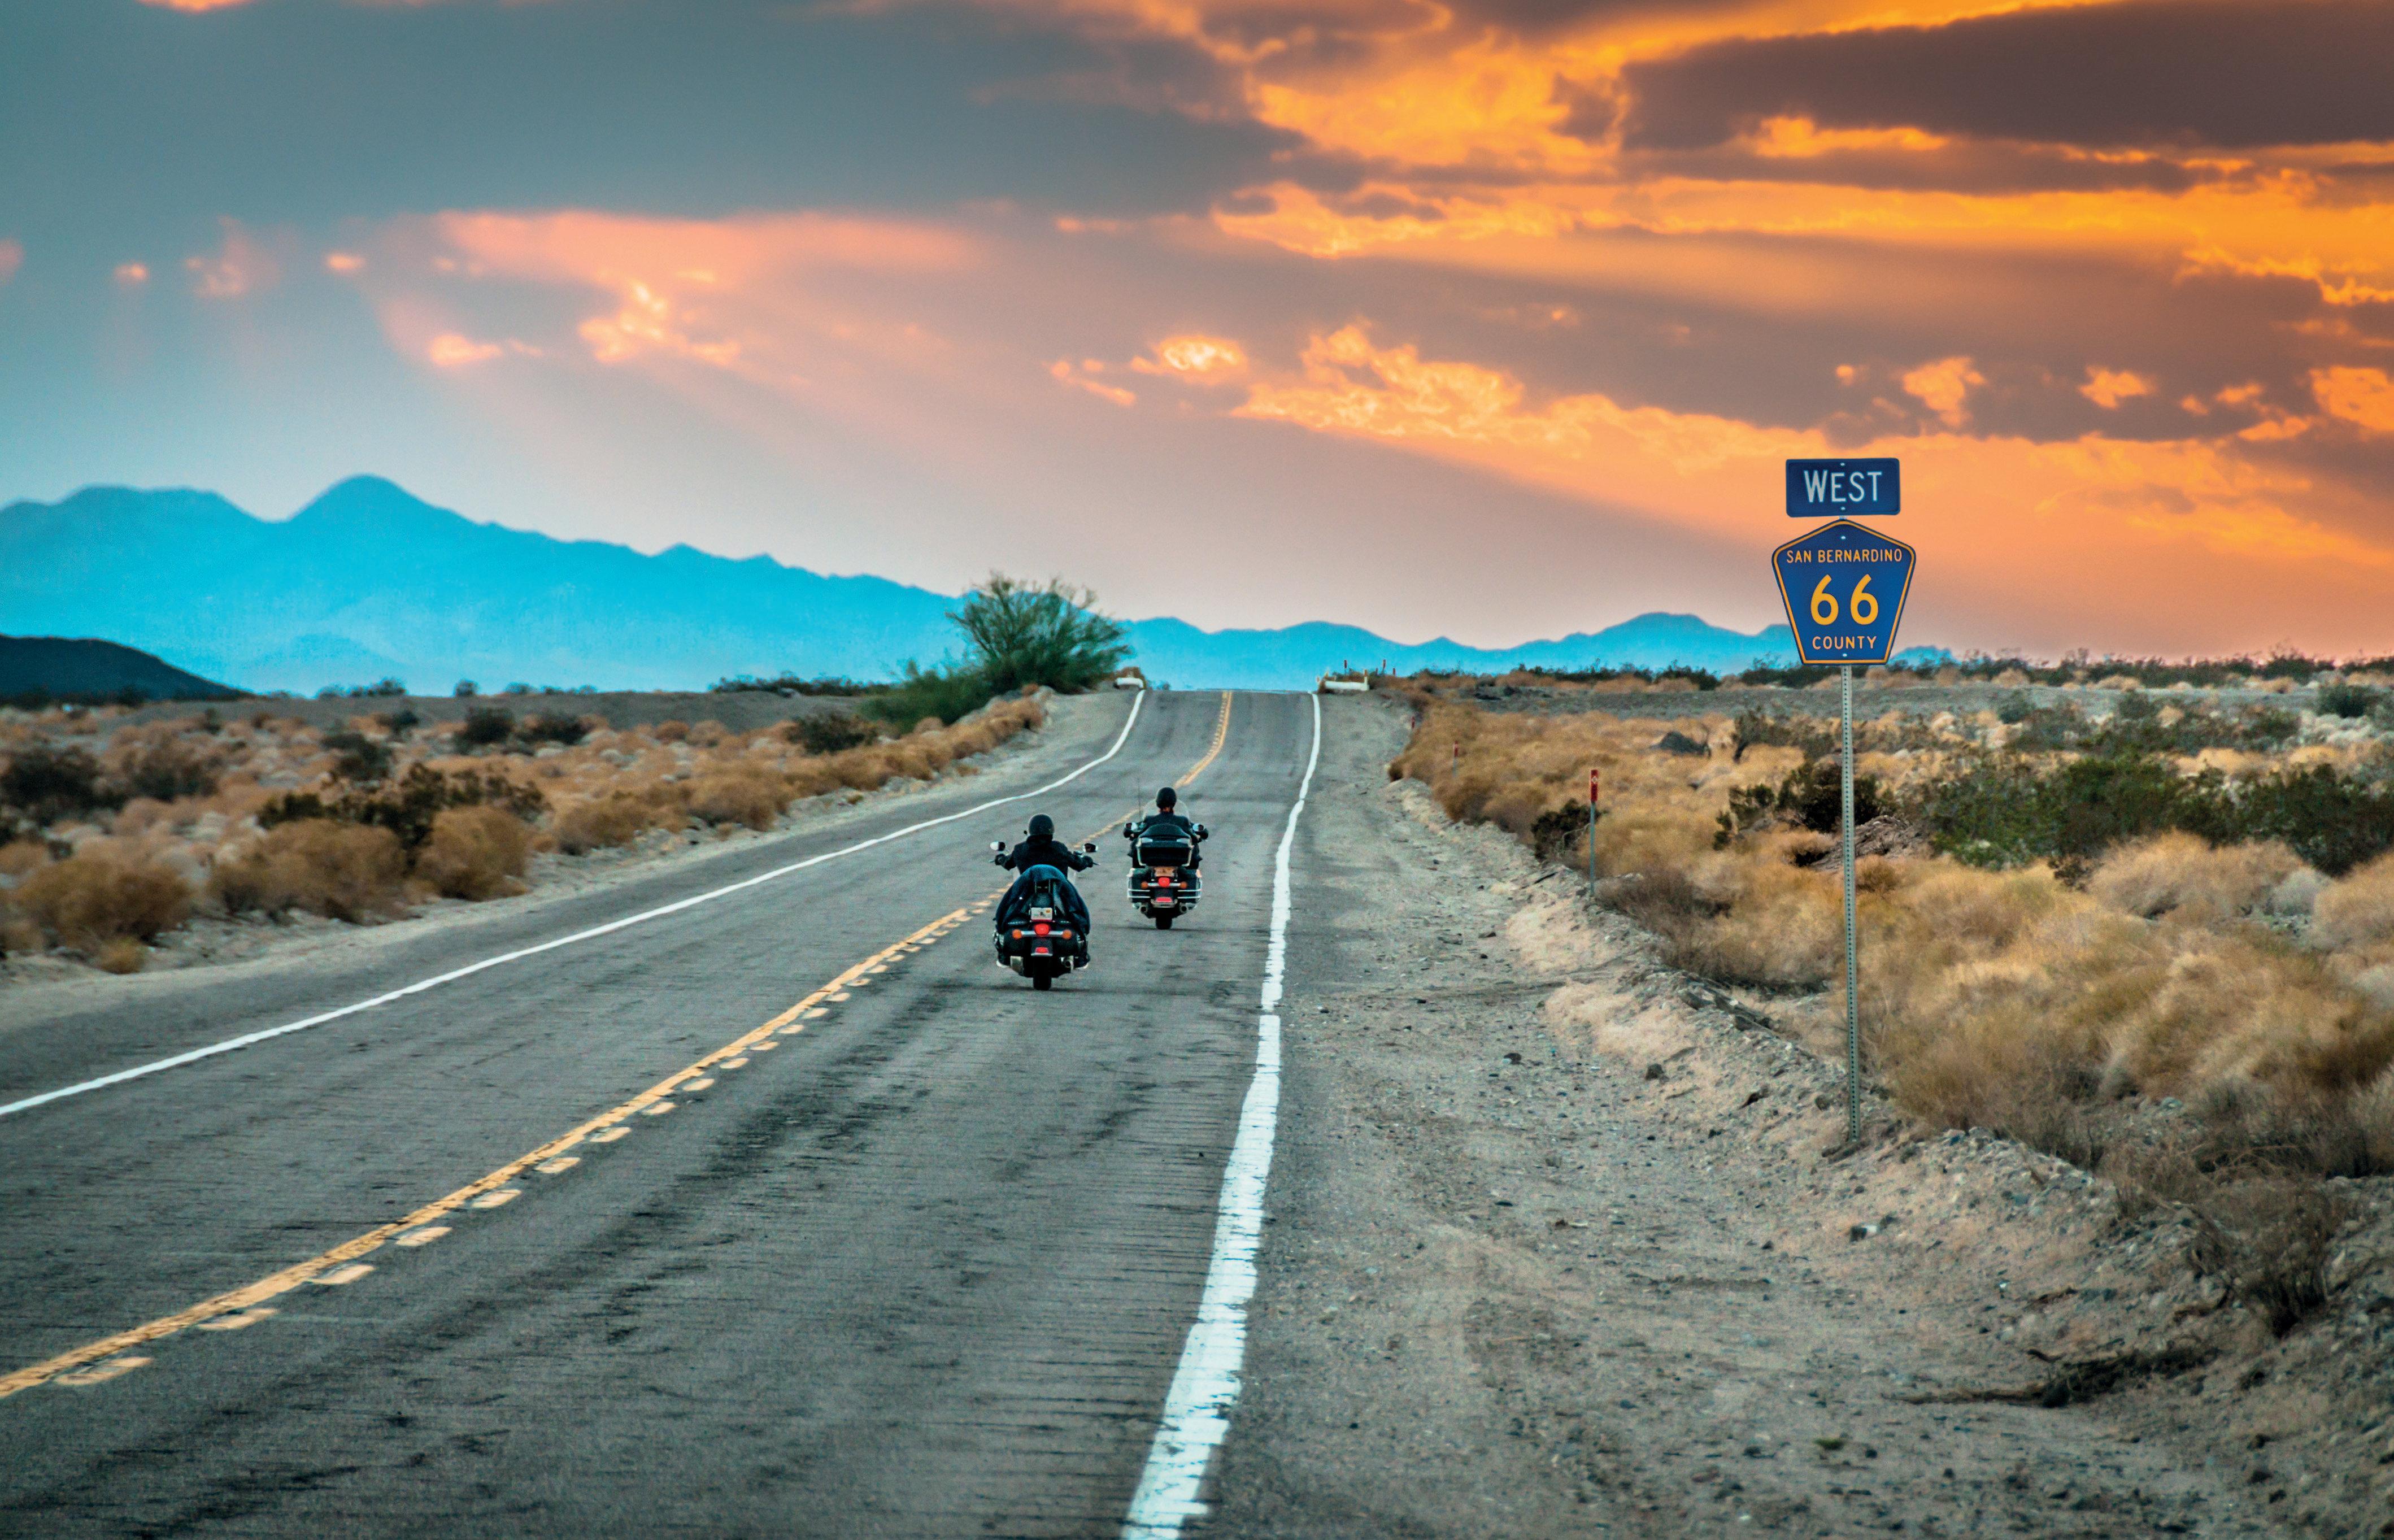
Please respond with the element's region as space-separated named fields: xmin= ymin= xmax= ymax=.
xmin=425 ymin=210 xmax=974 ymax=374
xmin=1226 ymin=323 xmax=2394 ymax=645
xmin=1900 ymin=356 xmax=1982 ymax=427
xmin=138 ymin=0 xmax=255 ymax=9
xmin=2080 ymin=367 xmax=2153 ymax=410
xmin=113 ymin=262 xmax=150 ymax=286
xmin=1132 ymin=333 xmax=1246 ymax=381
xmin=1050 ymin=358 xmax=1136 ymax=406
xmin=184 ymin=220 xmax=277 ymax=299
xmin=2312 ymin=367 xmax=2394 ymax=434
xmin=325 ymin=251 xmax=366 ymax=275
xmin=426 ymin=333 xmax=505 ymax=367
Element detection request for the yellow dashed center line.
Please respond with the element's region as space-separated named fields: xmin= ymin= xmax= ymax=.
xmin=0 ymin=905 xmax=971 ymax=1402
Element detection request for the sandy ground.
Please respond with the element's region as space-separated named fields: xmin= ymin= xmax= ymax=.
xmin=1207 ymin=697 xmax=2390 ymax=1538
xmin=1453 ymin=680 xmax=2330 ymax=723
xmin=0 ymin=690 xmax=1119 ymax=1030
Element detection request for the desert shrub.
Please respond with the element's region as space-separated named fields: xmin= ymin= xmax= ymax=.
xmin=858 ymin=664 xmax=996 ymax=729
xmin=554 ymin=793 xmax=671 ymax=854
xmin=516 ymin=712 xmax=590 ymax=747
xmin=2314 ymin=852 xmax=2394 ymax=950
xmin=95 ymin=938 xmax=148 ymax=974
xmin=260 ymin=764 xmax=546 ymax=852
xmin=456 ymin=707 xmax=515 ymax=749
xmin=2088 ymin=833 xmax=2302 ymax=921
xmin=1730 ymin=710 xmax=1836 ymax=761
xmin=210 ymin=819 xmax=407 ymax=921
xmin=1716 ymin=758 xmax=1883 ymax=846
xmin=686 ymin=772 xmax=785 ymax=830
xmin=0 ymin=838 xmax=51 ymax=878
xmin=113 ymin=738 xmax=220 ymax=803
xmin=375 ymin=708 xmax=421 ymax=738
xmin=413 ymin=805 xmax=530 ymax=900
xmin=651 ymin=720 xmax=690 ymax=743
xmin=2316 ymin=682 xmax=2382 ymax=719
xmin=786 ymin=712 xmax=883 ymax=755
xmin=1 ymin=745 xmax=115 ymax=825
xmin=320 ymin=729 xmax=393 ymax=784
xmin=1529 ymin=802 xmax=1590 ymax=863
xmin=711 ymin=673 xmax=866 ymax=695
xmin=16 ymin=851 xmax=193 ymax=949
xmin=2226 ymin=766 xmax=2394 ymax=876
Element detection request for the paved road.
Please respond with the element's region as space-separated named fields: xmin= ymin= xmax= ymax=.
xmin=0 ymin=689 xmax=1316 ymax=1538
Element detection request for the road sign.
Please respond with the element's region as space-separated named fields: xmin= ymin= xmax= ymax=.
xmin=1786 ymin=458 xmax=1900 ymax=517
xmin=1771 ymin=520 xmax=1916 ymax=665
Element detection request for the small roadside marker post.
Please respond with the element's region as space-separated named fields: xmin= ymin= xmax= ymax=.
xmin=1587 ymin=767 xmax=1600 ymax=891
xmin=1777 ymin=475 xmax=1914 ymax=1144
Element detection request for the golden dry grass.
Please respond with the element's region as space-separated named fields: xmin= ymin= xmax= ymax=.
xmin=415 ymin=806 xmax=532 ymax=900
xmin=15 ymin=850 xmax=194 ymax=950
xmin=208 ymin=820 xmax=408 ymax=923
xmin=1394 ymin=689 xmax=2394 ymax=1171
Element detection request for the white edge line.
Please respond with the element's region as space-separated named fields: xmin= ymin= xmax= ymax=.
xmin=0 ymin=692 xmax=1150 ymax=1123
xmin=1122 ymin=689 xmax=1321 ymax=1539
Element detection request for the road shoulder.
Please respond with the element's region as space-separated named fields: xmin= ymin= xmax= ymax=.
xmin=1208 ymin=695 xmax=2282 ymax=1538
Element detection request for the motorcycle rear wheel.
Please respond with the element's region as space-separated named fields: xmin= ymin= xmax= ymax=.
xmin=1154 ymin=913 xmax=1174 ymax=929
xmin=1032 ymin=972 xmax=1054 ymax=990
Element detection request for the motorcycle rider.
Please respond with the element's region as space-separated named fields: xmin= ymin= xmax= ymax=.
xmin=1124 ymin=787 xmax=1205 ymax=869
xmin=995 ymin=813 xmax=1094 ymax=933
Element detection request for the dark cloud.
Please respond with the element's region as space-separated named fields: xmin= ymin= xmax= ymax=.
xmin=1624 ymin=139 xmax=2214 ymax=196
xmin=1619 ymin=0 xmax=2394 ymax=151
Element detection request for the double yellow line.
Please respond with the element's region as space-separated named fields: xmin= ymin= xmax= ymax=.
xmin=1 ymin=691 xmax=1237 ymax=1403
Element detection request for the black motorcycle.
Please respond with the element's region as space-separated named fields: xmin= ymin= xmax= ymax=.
xmin=1122 ymin=819 xmax=1206 ymax=929
xmin=990 ymin=840 xmax=1098 ymax=990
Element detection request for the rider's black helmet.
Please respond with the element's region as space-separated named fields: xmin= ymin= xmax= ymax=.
xmin=1156 ymin=787 xmax=1177 ymax=810
xmin=1028 ymin=813 xmax=1055 ymax=839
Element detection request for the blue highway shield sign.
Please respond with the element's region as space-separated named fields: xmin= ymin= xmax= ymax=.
xmin=1773 ymin=520 xmax=1917 ymax=665
xmin=1786 ymin=458 xmax=1900 ymax=517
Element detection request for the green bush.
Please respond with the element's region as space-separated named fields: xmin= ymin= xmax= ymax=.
xmin=858 ymin=664 xmax=998 ymax=730
xmin=950 ymin=575 xmax=1128 ymax=694
xmin=457 ymin=707 xmax=515 ymax=749
xmin=1917 ymin=751 xmax=2394 ymax=878
xmin=785 ymin=712 xmax=883 ymax=755
xmin=2317 ymin=682 xmax=2383 ymax=720
xmin=1 ymin=746 xmax=116 ymax=826
xmin=516 ymin=712 xmax=589 ymax=747
xmin=321 ymin=730 xmax=392 ymax=784
xmin=1715 ymin=759 xmax=1883 ymax=845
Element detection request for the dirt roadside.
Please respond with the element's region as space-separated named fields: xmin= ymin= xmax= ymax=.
xmin=1205 ymin=696 xmax=2381 ymax=1538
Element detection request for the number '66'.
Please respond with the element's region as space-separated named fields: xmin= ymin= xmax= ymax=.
xmin=1809 ymin=574 xmax=1879 ymax=627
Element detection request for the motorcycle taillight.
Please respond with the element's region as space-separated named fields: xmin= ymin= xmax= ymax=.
xmin=1033 ymin=921 xmax=1051 ymax=936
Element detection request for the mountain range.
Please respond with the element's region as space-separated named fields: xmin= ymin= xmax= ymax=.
xmin=1 ymin=477 xmax=1825 ymax=693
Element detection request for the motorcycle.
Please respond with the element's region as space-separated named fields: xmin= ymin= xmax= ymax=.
xmin=1122 ymin=819 xmax=1207 ymax=929
xmin=990 ymin=840 xmax=1098 ymax=990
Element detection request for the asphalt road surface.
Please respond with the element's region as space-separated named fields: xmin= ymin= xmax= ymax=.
xmin=0 ymin=689 xmax=1315 ymax=1538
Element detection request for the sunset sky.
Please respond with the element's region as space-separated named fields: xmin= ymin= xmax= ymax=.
xmin=5 ymin=0 xmax=2391 ymax=656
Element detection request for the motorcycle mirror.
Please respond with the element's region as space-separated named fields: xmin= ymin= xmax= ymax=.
xmin=1083 ymin=842 xmax=1097 ymax=853
xmin=989 ymin=841 xmax=1005 ymax=852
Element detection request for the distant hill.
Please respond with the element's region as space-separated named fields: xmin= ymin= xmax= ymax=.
xmin=0 ymin=636 xmax=238 ymax=702
xmin=0 ymin=477 xmax=1827 ymax=692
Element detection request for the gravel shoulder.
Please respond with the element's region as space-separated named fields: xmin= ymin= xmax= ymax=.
xmin=1212 ymin=695 xmax=2332 ymax=1538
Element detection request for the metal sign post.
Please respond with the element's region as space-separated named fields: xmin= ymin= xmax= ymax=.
xmin=1773 ymin=508 xmax=1916 ymax=1146
xmin=1840 ymin=665 xmax=1858 ymax=1143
